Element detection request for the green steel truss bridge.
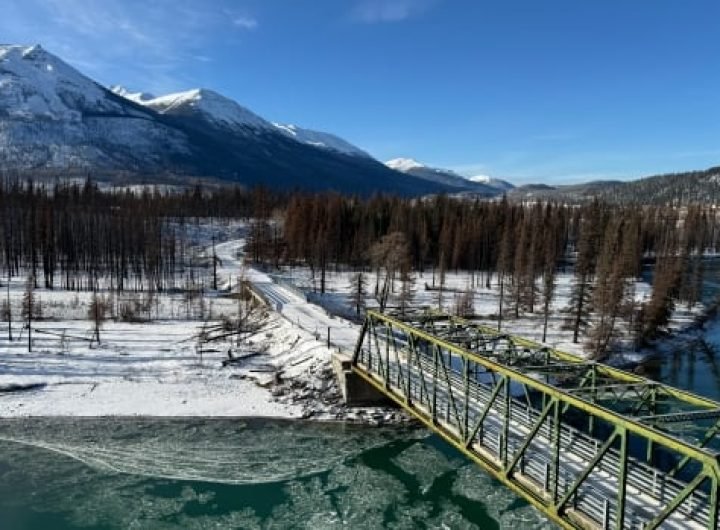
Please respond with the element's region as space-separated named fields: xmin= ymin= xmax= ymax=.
xmin=351 ymin=310 xmax=720 ymax=530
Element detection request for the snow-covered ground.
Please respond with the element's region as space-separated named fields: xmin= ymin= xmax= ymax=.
xmin=0 ymin=223 xmax=703 ymax=420
xmin=0 ymin=233 xmax=400 ymax=422
xmin=269 ymin=264 xmax=701 ymax=358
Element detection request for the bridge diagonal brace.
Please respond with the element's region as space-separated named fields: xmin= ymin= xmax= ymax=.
xmin=372 ymin=320 xmax=388 ymax=382
xmin=389 ymin=324 xmax=406 ymax=392
xmin=644 ymin=472 xmax=708 ymax=530
xmin=670 ymin=417 xmax=720 ymax=478
xmin=351 ymin=318 xmax=368 ymax=364
xmin=409 ymin=337 xmax=432 ymax=411
xmin=464 ymin=373 xmax=506 ymax=449
xmin=436 ymin=344 xmax=465 ymax=438
xmin=555 ymin=428 xmax=619 ymax=515
xmin=505 ymin=396 xmax=557 ymax=478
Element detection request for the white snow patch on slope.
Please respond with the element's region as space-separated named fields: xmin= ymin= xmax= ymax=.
xmin=468 ymin=174 xmax=515 ymax=190
xmin=110 ymin=85 xmax=155 ymax=104
xmin=143 ymin=88 xmax=273 ymax=130
xmin=468 ymin=174 xmax=492 ymax=184
xmin=273 ymin=123 xmax=371 ymax=158
xmin=385 ymin=158 xmax=425 ymax=172
xmin=0 ymin=44 xmax=138 ymax=122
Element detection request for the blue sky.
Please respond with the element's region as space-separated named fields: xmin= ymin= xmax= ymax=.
xmin=2 ymin=0 xmax=719 ymax=184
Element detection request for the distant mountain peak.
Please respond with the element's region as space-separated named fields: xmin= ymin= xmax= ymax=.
xmin=468 ymin=174 xmax=514 ymax=191
xmin=468 ymin=174 xmax=491 ymax=183
xmin=385 ymin=157 xmax=515 ymax=195
xmin=139 ymin=88 xmax=273 ymax=130
xmin=0 ymin=43 xmax=145 ymax=123
xmin=386 ymin=157 xmax=425 ymax=172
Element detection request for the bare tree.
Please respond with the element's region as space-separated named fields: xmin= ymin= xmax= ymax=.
xmin=235 ymin=275 xmax=260 ymax=346
xmin=369 ymin=232 xmax=410 ymax=311
xmin=453 ymin=287 xmax=474 ymax=317
xmin=21 ymin=274 xmax=35 ymax=352
xmin=349 ymin=271 xmax=367 ymax=315
xmin=397 ymin=262 xmax=415 ymax=316
xmin=436 ymin=252 xmax=447 ymax=311
xmin=2 ymin=272 xmax=11 ymax=341
xmin=496 ymin=221 xmax=514 ymax=331
xmin=211 ymin=234 xmax=219 ymax=291
xmin=88 ymin=291 xmax=107 ymax=344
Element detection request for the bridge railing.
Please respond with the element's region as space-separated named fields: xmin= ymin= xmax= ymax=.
xmin=352 ymin=310 xmax=720 ymax=530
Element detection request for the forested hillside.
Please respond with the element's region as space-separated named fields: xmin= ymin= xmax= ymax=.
xmin=510 ymin=166 xmax=720 ymax=205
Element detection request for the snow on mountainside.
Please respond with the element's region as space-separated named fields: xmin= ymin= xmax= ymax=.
xmin=140 ymin=88 xmax=274 ymax=131
xmin=0 ymin=45 xmax=148 ymax=122
xmin=273 ymin=123 xmax=370 ymax=158
xmin=114 ymin=86 xmax=371 ymax=157
xmin=0 ymin=44 xmax=190 ymax=170
xmin=110 ymin=85 xmax=155 ymax=104
xmin=467 ymin=174 xmax=515 ymax=191
xmin=0 ymin=44 xmax=450 ymax=195
xmin=385 ymin=157 xmax=513 ymax=195
xmin=386 ymin=157 xmax=425 ymax=172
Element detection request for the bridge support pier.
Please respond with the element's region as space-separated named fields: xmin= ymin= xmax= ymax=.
xmin=332 ymin=352 xmax=395 ymax=407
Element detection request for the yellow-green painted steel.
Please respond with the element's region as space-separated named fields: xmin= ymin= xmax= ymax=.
xmin=352 ymin=310 xmax=720 ymax=529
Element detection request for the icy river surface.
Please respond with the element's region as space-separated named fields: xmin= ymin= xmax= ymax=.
xmin=0 ymin=417 xmax=554 ymax=529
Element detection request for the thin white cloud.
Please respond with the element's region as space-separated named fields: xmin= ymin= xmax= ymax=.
xmin=233 ymin=16 xmax=258 ymax=30
xmin=351 ymin=0 xmax=437 ymax=23
xmin=0 ymin=0 xmax=258 ymax=94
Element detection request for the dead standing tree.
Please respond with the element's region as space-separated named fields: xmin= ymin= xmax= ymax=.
xmin=21 ymin=274 xmax=35 ymax=352
xmin=349 ymin=271 xmax=367 ymax=316
xmin=369 ymin=232 xmax=411 ymax=312
xmin=88 ymin=291 xmax=107 ymax=345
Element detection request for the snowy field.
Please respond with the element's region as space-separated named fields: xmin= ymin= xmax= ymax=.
xmin=0 ymin=232 xmax=401 ymax=422
xmin=0 ymin=222 xmax=703 ymax=420
xmin=271 ymin=264 xmax=701 ymax=359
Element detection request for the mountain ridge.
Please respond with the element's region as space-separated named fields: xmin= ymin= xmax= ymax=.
xmin=0 ymin=44 xmax=444 ymax=195
xmin=385 ymin=157 xmax=514 ymax=196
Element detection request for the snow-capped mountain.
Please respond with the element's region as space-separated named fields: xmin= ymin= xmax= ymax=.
xmin=139 ymin=88 xmax=275 ymax=131
xmin=116 ymin=86 xmax=371 ymax=158
xmin=467 ymin=174 xmax=515 ymax=192
xmin=0 ymin=45 xmax=141 ymax=121
xmin=0 ymin=45 xmax=191 ymax=171
xmin=0 ymin=44 xmax=445 ymax=195
xmin=386 ymin=157 xmax=426 ymax=172
xmin=385 ymin=158 xmax=514 ymax=195
xmin=273 ymin=123 xmax=370 ymax=158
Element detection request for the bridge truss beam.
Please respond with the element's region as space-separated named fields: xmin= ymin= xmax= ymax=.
xmin=352 ymin=310 xmax=720 ymax=530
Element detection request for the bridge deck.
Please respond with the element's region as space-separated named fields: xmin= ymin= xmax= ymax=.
xmin=351 ymin=311 xmax=720 ymax=530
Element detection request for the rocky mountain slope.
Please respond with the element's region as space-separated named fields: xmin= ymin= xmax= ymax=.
xmin=0 ymin=45 xmax=444 ymax=195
